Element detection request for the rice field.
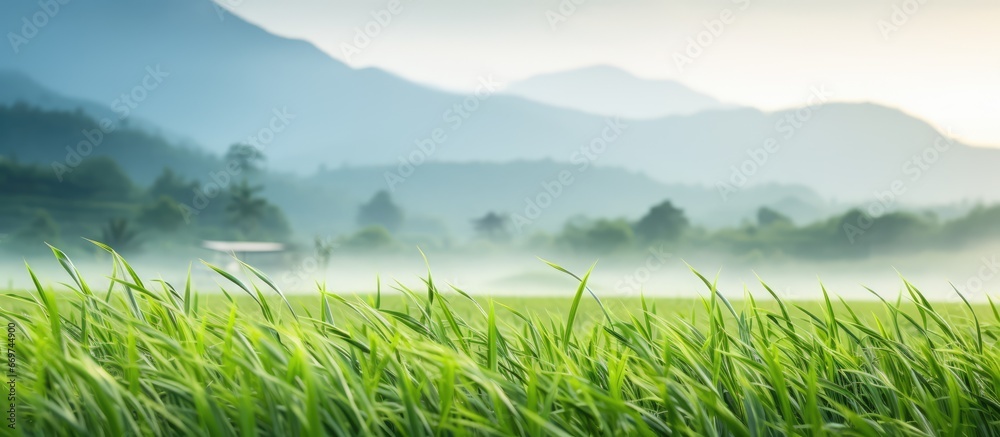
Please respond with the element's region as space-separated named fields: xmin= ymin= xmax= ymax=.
xmin=4 ymin=244 xmax=1000 ymax=436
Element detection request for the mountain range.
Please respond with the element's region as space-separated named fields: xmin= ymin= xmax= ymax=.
xmin=501 ymin=65 xmax=726 ymax=119
xmin=0 ymin=101 xmax=833 ymax=235
xmin=1 ymin=0 xmax=998 ymax=207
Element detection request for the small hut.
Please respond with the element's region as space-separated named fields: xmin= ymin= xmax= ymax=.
xmin=202 ymin=240 xmax=285 ymax=271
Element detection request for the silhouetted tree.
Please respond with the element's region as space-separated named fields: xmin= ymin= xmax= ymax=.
xmin=225 ymin=143 xmax=266 ymax=176
xmin=942 ymin=204 xmax=1000 ymax=245
xmin=473 ymin=212 xmax=510 ymax=242
xmin=66 ymin=157 xmax=134 ymax=201
xmin=634 ymin=200 xmax=689 ymax=242
xmin=258 ymin=204 xmax=292 ymax=240
xmin=757 ymin=207 xmax=793 ymax=228
xmin=561 ymin=219 xmax=635 ymax=253
xmin=357 ymin=191 xmax=403 ymax=232
xmin=149 ymin=168 xmax=197 ymax=201
xmin=226 ymin=180 xmax=268 ymax=237
xmin=139 ymin=196 xmax=187 ymax=232
xmin=865 ymin=211 xmax=930 ymax=247
xmin=341 ymin=226 xmax=396 ymax=251
xmin=836 ymin=209 xmax=874 ymax=256
xmin=587 ymin=220 xmax=634 ymax=252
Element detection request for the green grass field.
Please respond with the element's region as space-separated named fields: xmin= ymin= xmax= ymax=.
xmin=3 ymin=245 xmax=1000 ymax=436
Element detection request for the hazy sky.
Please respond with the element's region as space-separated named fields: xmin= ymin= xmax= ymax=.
xmin=217 ymin=0 xmax=1000 ymax=146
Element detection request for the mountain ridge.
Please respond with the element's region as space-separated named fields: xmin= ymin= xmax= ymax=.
xmin=502 ymin=65 xmax=727 ymax=119
xmin=2 ymin=0 xmax=997 ymax=205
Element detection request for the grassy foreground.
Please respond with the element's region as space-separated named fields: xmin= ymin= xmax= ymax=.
xmin=4 ymin=245 xmax=1000 ymax=436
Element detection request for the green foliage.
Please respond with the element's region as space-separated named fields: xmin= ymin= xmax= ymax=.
xmin=6 ymin=248 xmax=1000 ymax=436
xmin=0 ymin=155 xmax=130 ymax=201
xmin=340 ymin=225 xmax=396 ymax=250
xmin=0 ymin=104 xmax=221 ymax=185
xmin=757 ymin=206 xmax=793 ymax=227
xmin=225 ymin=180 xmax=269 ymax=237
xmin=64 ymin=157 xmax=135 ymax=201
xmin=561 ymin=219 xmax=635 ymax=253
xmin=224 ymin=143 xmax=265 ymax=175
xmin=703 ymin=206 xmax=989 ymax=260
xmin=472 ymin=211 xmax=510 ymax=242
xmin=257 ymin=204 xmax=292 ymax=240
xmin=0 ymin=153 xmax=295 ymax=250
xmin=358 ymin=190 xmax=404 ymax=233
xmin=138 ymin=196 xmax=186 ymax=233
xmin=865 ymin=211 xmax=934 ymax=246
xmin=634 ymin=200 xmax=689 ymax=242
xmin=148 ymin=168 xmax=198 ymax=202
xmin=943 ymin=204 xmax=1000 ymax=245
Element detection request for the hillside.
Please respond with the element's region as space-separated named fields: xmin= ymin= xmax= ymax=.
xmin=0 ymin=70 xmax=119 ymax=121
xmin=304 ymin=161 xmax=831 ymax=235
xmin=503 ymin=65 xmax=725 ymax=118
xmin=1 ymin=0 xmax=996 ymax=205
xmin=0 ymin=104 xmax=219 ymax=184
xmin=0 ymin=103 xmax=830 ymax=239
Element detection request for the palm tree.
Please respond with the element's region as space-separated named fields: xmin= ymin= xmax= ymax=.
xmin=226 ymin=180 xmax=267 ymax=238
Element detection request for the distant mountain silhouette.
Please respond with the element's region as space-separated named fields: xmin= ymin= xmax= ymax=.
xmin=607 ymin=103 xmax=1000 ymax=204
xmin=0 ymin=70 xmax=119 ymax=120
xmin=2 ymin=0 xmax=997 ymax=206
xmin=503 ymin=65 xmax=726 ymax=118
xmin=0 ymin=104 xmax=217 ymax=185
xmin=0 ymin=102 xmax=829 ymax=235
